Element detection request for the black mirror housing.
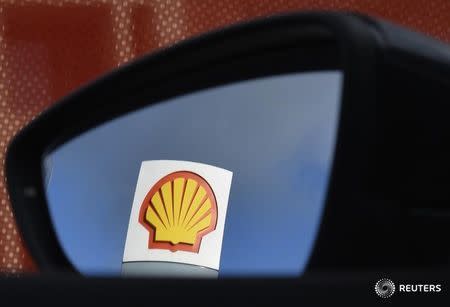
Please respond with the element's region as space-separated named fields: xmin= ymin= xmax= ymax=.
xmin=5 ymin=12 xmax=450 ymax=276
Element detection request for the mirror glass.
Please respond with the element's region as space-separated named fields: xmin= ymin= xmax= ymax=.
xmin=43 ymin=71 xmax=342 ymax=277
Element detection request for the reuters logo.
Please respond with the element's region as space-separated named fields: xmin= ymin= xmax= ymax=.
xmin=139 ymin=171 xmax=218 ymax=253
xmin=375 ymin=278 xmax=396 ymax=298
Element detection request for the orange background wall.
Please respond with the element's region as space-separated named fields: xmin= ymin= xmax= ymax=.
xmin=0 ymin=0 xmax=449 ymax=274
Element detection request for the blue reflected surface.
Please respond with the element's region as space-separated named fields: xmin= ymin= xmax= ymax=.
xmin=45 ymin=71 xmax=342 ymax=276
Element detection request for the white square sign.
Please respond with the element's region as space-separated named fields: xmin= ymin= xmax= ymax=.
xmin=123 ymin=160 xmax=233 ymax=270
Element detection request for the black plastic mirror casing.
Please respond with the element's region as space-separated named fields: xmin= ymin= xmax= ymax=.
xmin=4 ymin=11 xmax=450 ymax=277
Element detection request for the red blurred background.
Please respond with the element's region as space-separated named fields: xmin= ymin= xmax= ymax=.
xmin=0 ymin=0 xmax=448 ymax=274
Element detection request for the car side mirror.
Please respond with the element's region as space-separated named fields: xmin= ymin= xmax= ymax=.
xmin=5 ymin=12 xmax=450 ymax=278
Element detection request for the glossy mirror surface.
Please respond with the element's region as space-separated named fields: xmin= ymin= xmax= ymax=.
xmin=44 ymin=71 xmax=342 ymax=277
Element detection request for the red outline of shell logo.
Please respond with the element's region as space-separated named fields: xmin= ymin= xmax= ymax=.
xmin=138 ymin=171 xmax=218 ymax=253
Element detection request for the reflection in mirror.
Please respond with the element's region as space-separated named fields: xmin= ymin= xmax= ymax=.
xmin=44 ymin=71 xmax=342 ymax=277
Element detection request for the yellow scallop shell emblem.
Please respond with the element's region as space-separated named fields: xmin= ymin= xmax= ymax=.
xmin=139 ymin=171 xmax=218 ymax=253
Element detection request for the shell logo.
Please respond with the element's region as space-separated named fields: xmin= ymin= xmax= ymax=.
xmin=138 ymin=171 xmax=218 ymax=253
